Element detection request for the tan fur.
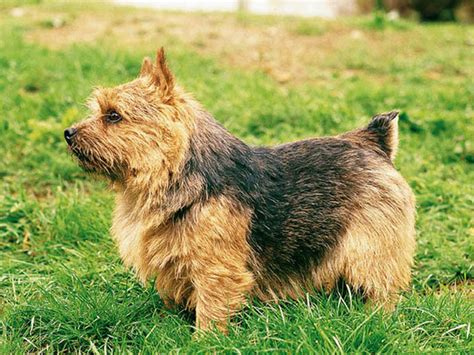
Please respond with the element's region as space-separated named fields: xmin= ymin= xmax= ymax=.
xmin=68 ymin=49 xmax=416 ymax=333
xmin=101 ymin=54 xmax=256 ymax=331
xmin=339 ymin=167 xmax=415 ymax=307
xmin=113 ymin=194 xmax=255 ymax=332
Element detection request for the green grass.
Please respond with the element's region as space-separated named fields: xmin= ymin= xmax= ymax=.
xmin=1 ymin=1 xmax=473 ymax=353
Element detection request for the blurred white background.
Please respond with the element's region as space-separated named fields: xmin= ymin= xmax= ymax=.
xmin=114 ymin=0 xmax=356 ymax=18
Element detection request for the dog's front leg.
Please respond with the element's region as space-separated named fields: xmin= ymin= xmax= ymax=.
xmin=193 ymin=265 xmax=254 ymax=333
xmin=180 ymin=196 xmax=255 ymax=333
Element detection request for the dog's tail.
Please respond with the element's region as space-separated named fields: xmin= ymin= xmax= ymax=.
xmin=347 ymin=111 xmax=400 ymax=162
xmin=366 ymin=111 xmax=399 ymax=161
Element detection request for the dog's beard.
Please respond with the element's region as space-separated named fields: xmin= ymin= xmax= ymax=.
xmin=68 ymin=145 xmax=120 ymax=180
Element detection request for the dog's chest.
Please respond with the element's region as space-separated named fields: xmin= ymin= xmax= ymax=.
xmin=111 ymin=212 xmax=145 ymax=271
xmin=111 ymin=202 xmax=197 ymax=298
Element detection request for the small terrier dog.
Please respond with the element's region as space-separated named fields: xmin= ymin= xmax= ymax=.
xmin=65 ymin=49 xmax=416 ymax=332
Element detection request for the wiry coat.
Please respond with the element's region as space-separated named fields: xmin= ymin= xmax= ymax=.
xmin=66 ymin=49 xmax=416 ymax=332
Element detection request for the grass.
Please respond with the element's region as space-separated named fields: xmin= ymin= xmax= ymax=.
xmin=1 ymin=1 xmax=473 ymax=353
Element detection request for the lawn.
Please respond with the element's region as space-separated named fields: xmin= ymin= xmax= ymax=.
xmin=0 ymin=1 xmax=473 ymax=353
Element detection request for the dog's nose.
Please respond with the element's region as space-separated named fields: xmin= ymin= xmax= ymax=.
xmin=64 ymin=127 xmax=77 ymax=145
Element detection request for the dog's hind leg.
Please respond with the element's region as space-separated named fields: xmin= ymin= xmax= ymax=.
xmin=340 ymin=175 xmax=416 ymax=310
xmin=341 ymin=223 xmax=415 ymax=310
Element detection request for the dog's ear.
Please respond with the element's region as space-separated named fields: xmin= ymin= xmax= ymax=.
xmin=139 ymin=57 xmax=153 ymax=77
xmin=153 ymin=47 xmax=175 ymax=102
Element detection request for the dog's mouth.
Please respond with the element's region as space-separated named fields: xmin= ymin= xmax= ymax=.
xmin=68 ymin=145 xmax=96 ymax=171
xmin=68 ymin=145 xmax=122 ymax=180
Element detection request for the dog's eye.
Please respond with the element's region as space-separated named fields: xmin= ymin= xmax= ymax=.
xmin=106 ymin=111 xmax=122 ymax=123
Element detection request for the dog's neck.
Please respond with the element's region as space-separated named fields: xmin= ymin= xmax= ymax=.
xmin=113 ymin=106 xmax=252 ymax=226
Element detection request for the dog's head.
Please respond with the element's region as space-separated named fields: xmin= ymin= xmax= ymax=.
xmin=65 ymin=48 xmax=193 ymax=184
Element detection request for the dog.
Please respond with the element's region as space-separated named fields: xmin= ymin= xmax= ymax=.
xmin=65 ymin=48 xmax=416 ymax=332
